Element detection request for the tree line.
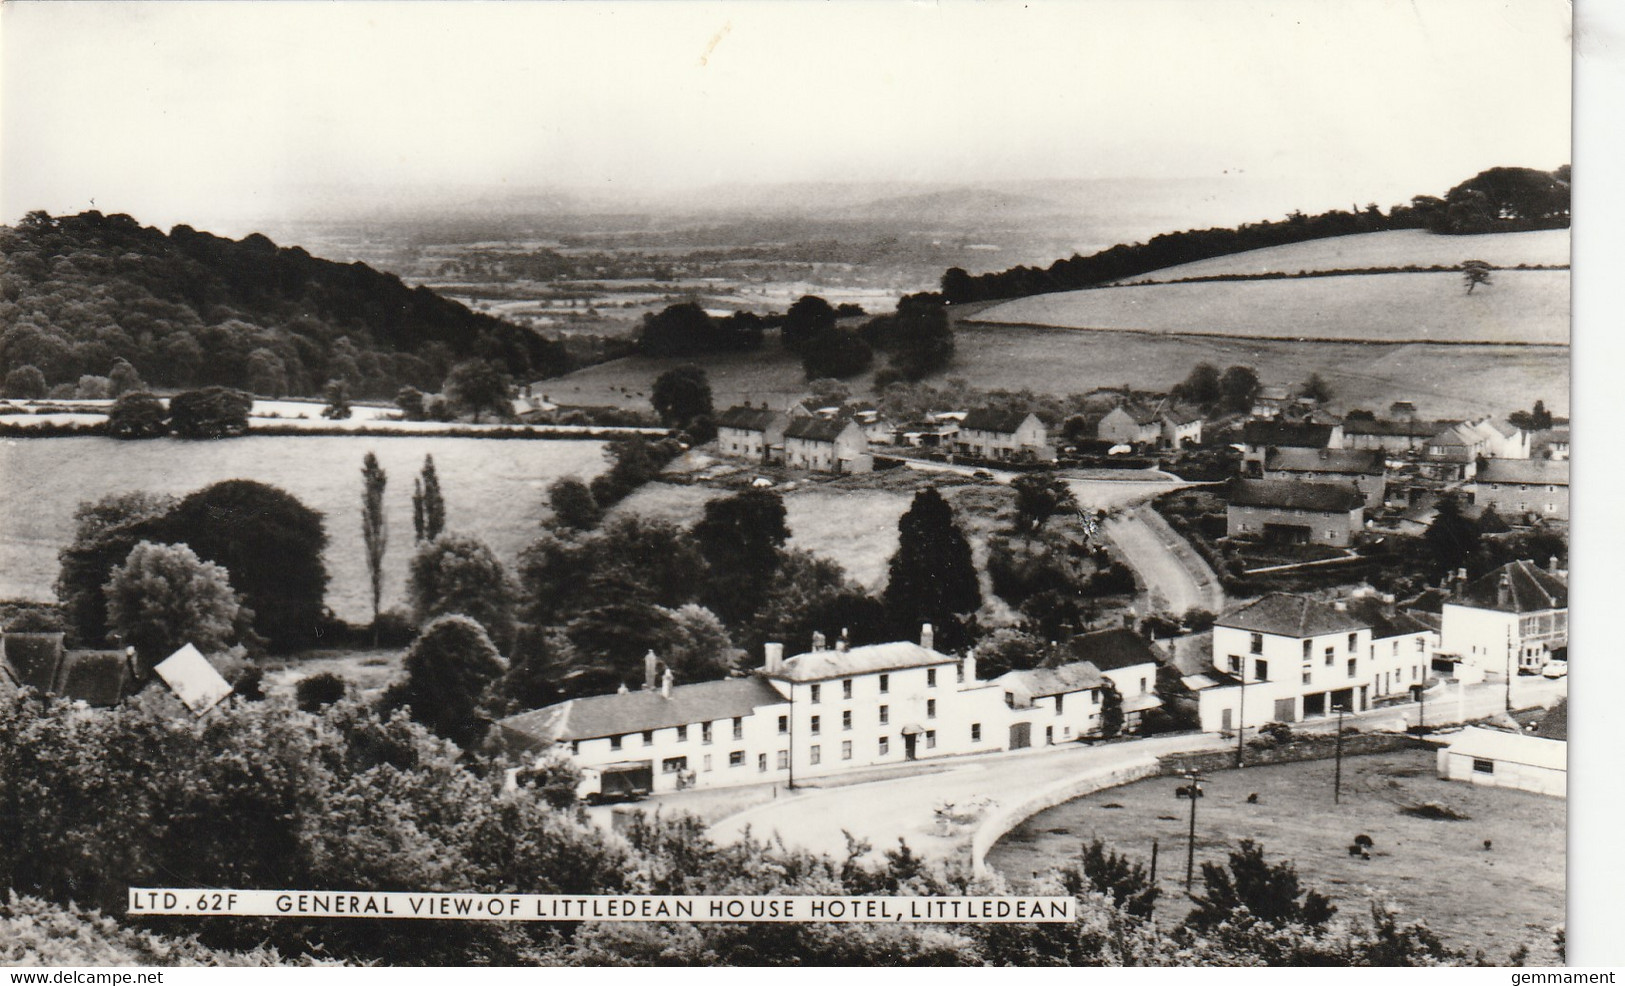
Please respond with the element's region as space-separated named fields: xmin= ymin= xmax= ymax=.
xmin=0 ymin=211 xmax=568 ymax=401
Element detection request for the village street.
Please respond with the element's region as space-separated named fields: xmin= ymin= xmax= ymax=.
xmin=699 ymin=676 xmax=1565 ymax=868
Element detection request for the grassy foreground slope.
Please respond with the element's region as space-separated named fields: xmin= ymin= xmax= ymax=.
xmin=1116 ymin=227 xmax=1569 ymax=283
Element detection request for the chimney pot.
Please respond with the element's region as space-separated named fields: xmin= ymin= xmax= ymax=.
xmin=1549 ymin=555 xmax=1559 ymax=574
xmin=1334 ymin=600 xmax=1347 ymax=611
xmin=920 ymin=623 xmax=934 ymax=651
xmin=764 ymin=642 xmax=784 ymax=673
xmin=661 ymin=668 xmax=673 ymax=699
xmin=616 ymin=682 xmax=629 ymax=695
xmin=644 ymin=650 xmax=660 ymax=690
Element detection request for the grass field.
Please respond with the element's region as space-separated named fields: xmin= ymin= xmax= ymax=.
xmin=987 ymin=749 xmax=1564 ymax=963
xmin=1119 ymin=228 xmax=1569 ymax=283
xmin=968 ymin=270 xmax=1568 ymax=346
xmin=533 ymin=345 xmax=842 ymax=414
xmin=0 ymin=435 xmax=609 ymax=623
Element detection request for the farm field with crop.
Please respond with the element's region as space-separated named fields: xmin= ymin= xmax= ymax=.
xmin=987 ymin=748 xmax=1564 ymax=963
xmin=0 ymin=435 xmax=609 ymax=623
xmin=1115 ymin=228 xmax=1569 ymax=283
xmin=966 ymin=270 xmax=1567 ymax=346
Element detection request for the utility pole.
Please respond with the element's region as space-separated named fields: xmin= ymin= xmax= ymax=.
xmin=1234 ymin=665 xmax=1247 ymax=769
xmin=1182 ymin=768 xmax=1203 ymax=892
xmin=787 ymin=681 xmax=796 ymax=790
xmin=1504 ymin=624 xmax=1514 ymax=713
xmin=1333 ymin=703 xmax=1346 ymax=804
xmin=1149 ymin=838 xmax=1159 ymax=889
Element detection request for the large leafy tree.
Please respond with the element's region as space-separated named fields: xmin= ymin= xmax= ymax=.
xmin=781 ymin=295 xmax=837 ymax=353
xmin=1011 ymin=474 xmax=1078 ymax=537
xmin=1173 ymin=363 xmax=1222 ymax=406
xmin=650 ymin=364 xmax=713 ymax=428
xmin=1423 ymin=493 xmax=1481 ymax=578
xmin=546 ymin=477 xmax=602 ymax=532
xmin=168 ymin=386 xmax=252 ymax=438
xmin=408 ymin=533 xmax=516 ymax=648
xmin=104 ymin=540 xmax=245 ymax=671
xmin=694 ymin=489 xmax=790 ymax=625
xmin=882 ymin=486 xmax=981 ymax=645
xmin=106 ymin=392 xmax=168 ymax=439
xmin=383 ymin=615 xmax=506 ymax=748
xmin=55 ymin=492 xmax=178 ymax=646
xmin=1218 ymin=365 xmax=1261 ymax=414
xmin=158 ymin=480 xmax=329 ymax=650
xmin=443 ymin=358 xmax=512 ymax=423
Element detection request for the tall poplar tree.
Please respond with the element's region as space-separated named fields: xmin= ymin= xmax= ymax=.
xmin=361 ymin=452 xmax=388 ymax=645
xmin=412 ymin=455 xmax=446 ymax=543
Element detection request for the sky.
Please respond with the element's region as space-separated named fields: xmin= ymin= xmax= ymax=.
xmin=1 ymin=0 xmax=1572 ymax=235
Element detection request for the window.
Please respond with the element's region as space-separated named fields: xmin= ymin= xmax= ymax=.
xmin=1472 ymin=758 xmax=1495 ymax=775
xmin=1251 ymin=633 xmax=1264 ymax=655
xmin=1228 ymin=655 xmax=1241 ymax=674
xmin=879 ymin=674 xmax=889 ymax=694
xmin=702 ymin=722 xmax=713 ymax=745
xmin=1347 ymin=658 xmax=1357 ymax=678
xmin=1348 ymin=633 xmax=1358 ymax=653
xmin=810 ymin=684 xmax=821 ymax=704
xmin=925 ymin=730 xmax=937 ymax=749
xmin=776 ymin=750 xmax=789 ymax=770
xmin=662 ymin=757 xmax=687 ymax=774
xmin=842 ymin=710 xmax=852 ymax=731
xmin=879 ymin=705 xmax=890 ymax=725
xmin=703 ymin=754 xmax=712 ymax=772
xmin=878 ymin=736 xmax=889 ymax=755
xmin=1053 ymin=695 xmax=1062 ymax=715
xmin=732 ymin=717 xmax=744 ymax=740
xmin=1302 ymin=640 xmax=1312 ymax=659
xmin=1303 ymin=672 xmax=1312 ymax=685
xmin=809 ymin=745 xmax=821 ymax=765
xmin=927 ymin=668 xmax=938 ymax=687
xmin=610 ymin=735 xmax=622 ymax=751
xmin=1392 ymin=640 xmax=1400 ymax=657
xmin=956 ymin=663 xmax=965 ymax=683
xmin=841 ymin=740 xmax=853 ymax=760
xmin=571 ymin=741 xmax=580 ymax=755
xmin=1140 ymin=677 xmax=1148 ymax=694
xmin=1325 ymin=647 xmax=1334 ymax=666
xmin=642 ymin=730 xmax=653 ymax=746
xmin=842 ymin=679 xmax=853 ymax=700
xmin=1416 ymin=637 xmax=1427 ymax=653
xmin=971 ymin=723 xmax=982 ymax=742
xmin=758 ymin=753 xmax=768 ymax=772
xmin=1254 ymin=659 xmax=1267 ymax=681
xmin=778 ymin=715 xmax=788 ymax=735
xmin=810 ymin=715 xmax=821 ymax=735
xmin=1004 ymin=691 xmax=1016 ymax=708
xmin=729 ymin=751 xmax=744 ymax=767
xmin=676 ymin=725 xmax=688 ymax=742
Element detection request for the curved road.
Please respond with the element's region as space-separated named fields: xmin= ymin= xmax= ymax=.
xmin=1100 ymin=503 xmax=1225 ymax=615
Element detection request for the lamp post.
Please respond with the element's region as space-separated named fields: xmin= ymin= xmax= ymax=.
xmin=1179 ymin=768 xmax=1204 ymax=892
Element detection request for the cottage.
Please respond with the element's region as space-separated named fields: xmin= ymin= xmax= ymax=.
xmin=1261 ymin=446 xmax=1387 ymax=507
xmin=1421 ymin=418 xmax=1530 ymax=481
xmin=1251 ymin=385 xmax=1291 ymax=419
xmin=853 ymin=409 xmax=895 ymax=446
xmin=956 ymin=409 xmax=1052 ymax=462
xmin=1440 ymin=559 xmax=1567 ymax=675
xmin=1240 ymin=420 xmax=1343 ymax=474
xmin=1096 ymin=404 xmax=1162 ymax=447
xmin=1059 ymin=627 xmax=1164 ymax=731
xmin=1159 ymin=405 xmax=1205 ymax=448
xmin=1226 ymin=478 xmax=1364 ymax=547
xmin=993 ymin=662 xmax=1106 ymax=747
xmin=1341 ymin=417 xmax=1439 ymax=454
xmin=1437 ymin=725 xmax=1565 ymax=798
xmin=783 ymin=416 xmax=872 ymax=474
xmin=715 ymin=405 xmax=788 ymax=463
xmin=1196 ymin=594 xmax=1375 ymax=732
xmin=1532 ymin=427 xmax=1569 ymax=461
xmin=1473 ymin=458 xmax=1569 ymax=521
xmin=1343 ymin=593 xmax=1436 ymax=701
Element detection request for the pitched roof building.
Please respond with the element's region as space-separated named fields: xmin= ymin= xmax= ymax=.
xmin=1227 ymin=478 xmax=1365 ymax=546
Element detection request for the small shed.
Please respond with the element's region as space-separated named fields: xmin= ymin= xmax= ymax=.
xmin=1436 ymin=725 xmax=1565 ymax=798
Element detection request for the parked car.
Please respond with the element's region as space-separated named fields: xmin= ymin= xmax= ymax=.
xmin=972 ymin=469 xmax=995 ymax=480
xmin=1541 ymin=660 xmax=1568 ymax=679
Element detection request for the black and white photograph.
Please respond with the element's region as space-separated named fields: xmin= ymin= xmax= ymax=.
xmin=0 ymin=0 xmax=1587 ymax=969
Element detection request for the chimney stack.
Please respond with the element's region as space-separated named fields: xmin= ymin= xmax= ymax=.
xmin=836 ymin=628 xmax=850 ymax=653
xmin=764 ymin=642 xmax=784 ymax=674
xmin=617 ymin=682 xmax=629 ymax=695
xmin=811 ymin=631 xmax=826 ymax=652
xmin=1334 ymin=600 xmax=1347 ymax=612
xmin=962 ymin=652 xmax=977 ymax=684
xmin=661 ymin=668 xmax=673 ymax=699
xmin=644 ymin=650 xmax=660 ymax=690
xmin=1497 ymin=573 xmax=1512 ymax=609
xmin=920 ymin=623 xmax=934 ymax=651
xmin=1549 ymin=555 xmax=1560 ymax=574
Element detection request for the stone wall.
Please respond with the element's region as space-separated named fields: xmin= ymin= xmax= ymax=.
xmin=1157 ymin=732 xmax=1435 ymax=776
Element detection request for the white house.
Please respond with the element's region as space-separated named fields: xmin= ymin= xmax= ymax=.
xmin=1440 ymin=559 xmax=1568 ymax=675
xmin=1096 ymin=404 xmax=1161 ymax=446
xmin=993 ymin=662 xmax=1106 ymax=748
xmin=1343 ymin=593 xmax=1436 ymax=702
xmin=1159 ymin=405 xmax=1204 ymax=448
xmin=716 ymin=405 xmax=788 ymax=463
xmin=1058 ymin=627 xmax=1164 ymax=731
xmin=783 ymin=416 xmax=872 ymax=474
xmin=1437 ymin=725 xmax=1565 ymax=798
xmin=956 ymin=409 xmax=1052 ymax=461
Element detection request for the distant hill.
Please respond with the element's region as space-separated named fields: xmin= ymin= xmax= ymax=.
xmin=0 ymin=211 xmax=567 ymax=399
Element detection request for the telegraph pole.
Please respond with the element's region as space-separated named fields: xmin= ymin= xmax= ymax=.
xmin=1333 ymin=703 xmax=1346 ymax=804
xmin=1504 ymin=625 xmax=1514 ymax=713
xmin=1182 ymin=769 xmax=1203 ymax=892
xmin=1234 ymin=667 xmax=1247 ymax=769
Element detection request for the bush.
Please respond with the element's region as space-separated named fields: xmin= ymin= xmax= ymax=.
xmin=295 ymin=672 xmax=347 ymax=712
xmin=169 ymin=387 xmax=252 ymax=438
xmin=106 ymin=392 xmax=168 ymax=439
xmin=3 ymin=365 xmax=48 ymax=399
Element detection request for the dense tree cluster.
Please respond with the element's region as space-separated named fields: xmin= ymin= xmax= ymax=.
xmin=936 ymin=166 xmax=1569 ymax=305
xmin=636 ymin=302 xmax=764 ymax=357
xmin=0 ymin=211 xmax=567 ymax=399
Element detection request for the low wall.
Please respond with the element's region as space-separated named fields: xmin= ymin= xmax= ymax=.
xmin=970 ymin=755 xmax=1162 ymax=878
xmin=1157 ymin=732 xmax=1434 ymax=776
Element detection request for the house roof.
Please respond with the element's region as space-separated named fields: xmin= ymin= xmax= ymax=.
xmin=1162 ymin=630 xmax=1214 ymax=676
xmin=1161 ymin=404 xmax=1204 ymax=426
xmin=152 ymin=644 xmax=233 ymax=716
xmin=1427 ymin=422 xmax=1482 ymax=448
xmin=961 ymin=408 xmax=1035 ymax=434
xmin=1264 ymin=447 xmax=1385 ymax=476
xmin=1227 ymin=478 xmax=1364 ymax=513
xmin=1109 ymin=403 xmax=1162 ymax=426
xmin=770 ymin=641 xmax=957 ymax=683
xmin=784 ymin=416 xmax=856 ymax=443
xmin=4 ymin=633 xmax=65 ymax=691
xmin=1476 ymin=459 xmax=1569 ymax=487
xmin=54 ymin=651 xmax=131 ymax=707
xmin=0 ymin=659 xmax=20 ymax=701
xmin=1060 ymin=627 xmax=1162 ymax=672
xmin=1242 ymin=421 xmax=1337 ymax=448
xmin=1445 ymin=726 xmax=1565 ymax=772
xmin=1341 ymin=597 xmax=1435 ymax=641
xmin=498 ymin=676 xmax=785 ymax=744
xmin=1256 ymin=386 xmax=1290 ymax=402
xmin=1000 ymin=661 xmax=1103 ymax=699
xmin=1216 ymin=593 xmax=1369 ymax=637
xmin=1342 ymin=418 xmax=1440 ymax=438
xmin=717 ymin=406 xmax=783 ymax=432
xmin=1455 ymin=560 xmax=1567 ymax=613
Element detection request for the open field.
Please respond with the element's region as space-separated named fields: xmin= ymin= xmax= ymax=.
xmin=947 ymin=323 xmax=1568 ymax=419
xmin=533 ymin=345 xmax=832 ymax=414
xmin=0 ymin=436 xmax=609 ymax=623
xmin=1118 ymin=228 xmax=1569 ymax=283
xmin=987 ymin=748 xmax=1564 ymax=963
xmin=968 ymin=270 xmax=1568 ymax=346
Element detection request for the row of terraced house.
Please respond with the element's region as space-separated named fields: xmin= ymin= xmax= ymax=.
xmin=714 ymin=402 xmax=1053 ymax=473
